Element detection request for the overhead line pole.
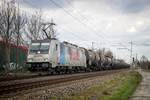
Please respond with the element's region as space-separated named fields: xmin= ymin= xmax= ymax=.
xmin=129 ymin=41 xmax=133 ymax=69
xmin=117 ymin=41 xmax=134 ymax=67
xmin=92 ymin=42 xmax=94 ymax=50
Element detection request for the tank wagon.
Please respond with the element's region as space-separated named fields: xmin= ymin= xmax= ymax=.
xmin=26 ymin=38 xmax=129 ymax=74
xmin=112 ymin=59 xmax=130 ymax=69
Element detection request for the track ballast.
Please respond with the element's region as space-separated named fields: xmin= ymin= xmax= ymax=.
xmin=0 ymin=69 xmax=128 ymax=97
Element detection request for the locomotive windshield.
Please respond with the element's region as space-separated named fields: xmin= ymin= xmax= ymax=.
xmin=40 ymin=43 xmax=50 ymax=54
xmin=30 ymin=42 xmax=50 ymax=54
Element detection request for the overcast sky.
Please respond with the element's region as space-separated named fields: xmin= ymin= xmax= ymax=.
xmin=5 ymin=0 xmax=150 ymax=62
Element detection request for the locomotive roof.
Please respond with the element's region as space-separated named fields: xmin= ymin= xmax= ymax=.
xmin=31 ymin=38 xmax=57 ymax=43
xmin=63 ymin=41 xmax=78 ymax=47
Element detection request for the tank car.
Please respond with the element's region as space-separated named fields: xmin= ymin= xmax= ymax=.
xmin=101 ymin=50 xmax=113 ymax=70
xmin=112 ymin=59 xmax=130 ymax=69
xmin=82 ymin=49 xmax=97 ymax=71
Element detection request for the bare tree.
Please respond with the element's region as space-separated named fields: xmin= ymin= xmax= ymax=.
xmin=13 ymin=4 xmax=27 ymax=67
xmin=105 ymin=50 xmax=113 ymax=59
xmin=26 ymin=11 xmax=43 ymax=40
xmin=0 ymin=0 xmax=16 ymax=72
xmin=14 ymin=4 xmax=27 ymax=45
xmin=140 ymin=55 xmax=150 ymax=69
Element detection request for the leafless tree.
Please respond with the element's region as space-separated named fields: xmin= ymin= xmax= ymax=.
xmin=105 ymin=50 xmax=113 ymax=59
xmin=14 ymin=5 xmax=27 ymax=44
xmin=140 ymin=55 xmax=150 ymax=69
xmin=26 ymin=11 xmax=44 ymax=40
xmin=0 ymin=0 xmax=16 ymax=72
xmin=13 ymin=4 xmax=27 ymax=67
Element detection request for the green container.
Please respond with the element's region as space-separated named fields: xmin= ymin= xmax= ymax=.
xmin=0 ymin=42 xmax=28 ymax=71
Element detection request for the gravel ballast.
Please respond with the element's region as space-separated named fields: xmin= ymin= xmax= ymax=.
xmin=2 ymin=71 xmax=128 ymax=100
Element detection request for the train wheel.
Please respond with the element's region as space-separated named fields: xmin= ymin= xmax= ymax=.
xmin=48 ymin=68 xmax=54 ymax=75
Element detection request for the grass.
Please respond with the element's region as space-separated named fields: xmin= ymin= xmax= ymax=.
xmin=102 ymin=71 xmax=142 ymax=100
xmin=52 ymin=71 xmax=142 ymax=100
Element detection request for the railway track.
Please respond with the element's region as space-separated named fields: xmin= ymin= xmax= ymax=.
xmin=0 ymin=72 xmax=51 ymax=82
xmin=0 ymin=69 xmax=128 ymax=97
xmin=0 ymin=74 xmax=40 ymax=82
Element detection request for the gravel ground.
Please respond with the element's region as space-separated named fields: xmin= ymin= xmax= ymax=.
xmin=2 ymin=71 xmax=128 ymax=100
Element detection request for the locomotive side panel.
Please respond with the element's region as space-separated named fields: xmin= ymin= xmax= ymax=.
xmin=59 ymin=43 xmax=72 ymax=66
xmin=59 ymin=42 xmax=86 ymax=67
xmin=59 ymin=43 xmax=65 ymax=65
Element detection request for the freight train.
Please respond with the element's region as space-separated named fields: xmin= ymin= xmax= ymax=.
xmin=26 ymin=38 xmax=130 ymax=74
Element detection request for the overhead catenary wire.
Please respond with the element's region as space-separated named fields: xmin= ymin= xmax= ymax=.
xmin=31 ymin=1 xmax=91 ymax=42
xmin=57 ymin=25 xmax=88 ymax=41
xmin=64 ymin=0 xmax=129 ymax=46
xmin=57 ymin=0 xmax=131 ymax=50
xmin=48 ymin=0 xmax=107 ymax=40
xmin=22 ymin=0 xmax=93 ymax=42
xmin=57 ymin=26 xmax=93 ymax=48
xmin=23 ymin=0 xmax=126 ymax=47
xmin=21 ymin=0 xmax=143 ymax=50
xmin=22 ymin=0 xmax=138 ymax=61
xmin=64 ymin=0 xmax=90 ymax=21
xmin=22 ymin=0 xmax=130 ymax=51
xmin=48 ymin=0 xmax=123 ymax=52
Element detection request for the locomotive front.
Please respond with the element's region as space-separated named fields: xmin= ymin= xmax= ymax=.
xmin=26 ymin=39 xmax=51 ymax=71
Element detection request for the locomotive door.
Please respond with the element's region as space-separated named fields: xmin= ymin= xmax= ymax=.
xmin=50 ymin=40 xmax=59 ymax=67
xmin=53 ymin=42 xmax=59 ymax=65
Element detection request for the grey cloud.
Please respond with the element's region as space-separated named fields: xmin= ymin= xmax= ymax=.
xmin=17 ymin=0 xmax=150 ymax=60
xmin=20 ymin=0 xmax=71 ymax=9
xmin=20 ymin=0 xmax=150 ymax=13
xmin=110 ymin=0 xmax=150 ymax=13
xmin=72 ymin=0 xmax=150 ymax=14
